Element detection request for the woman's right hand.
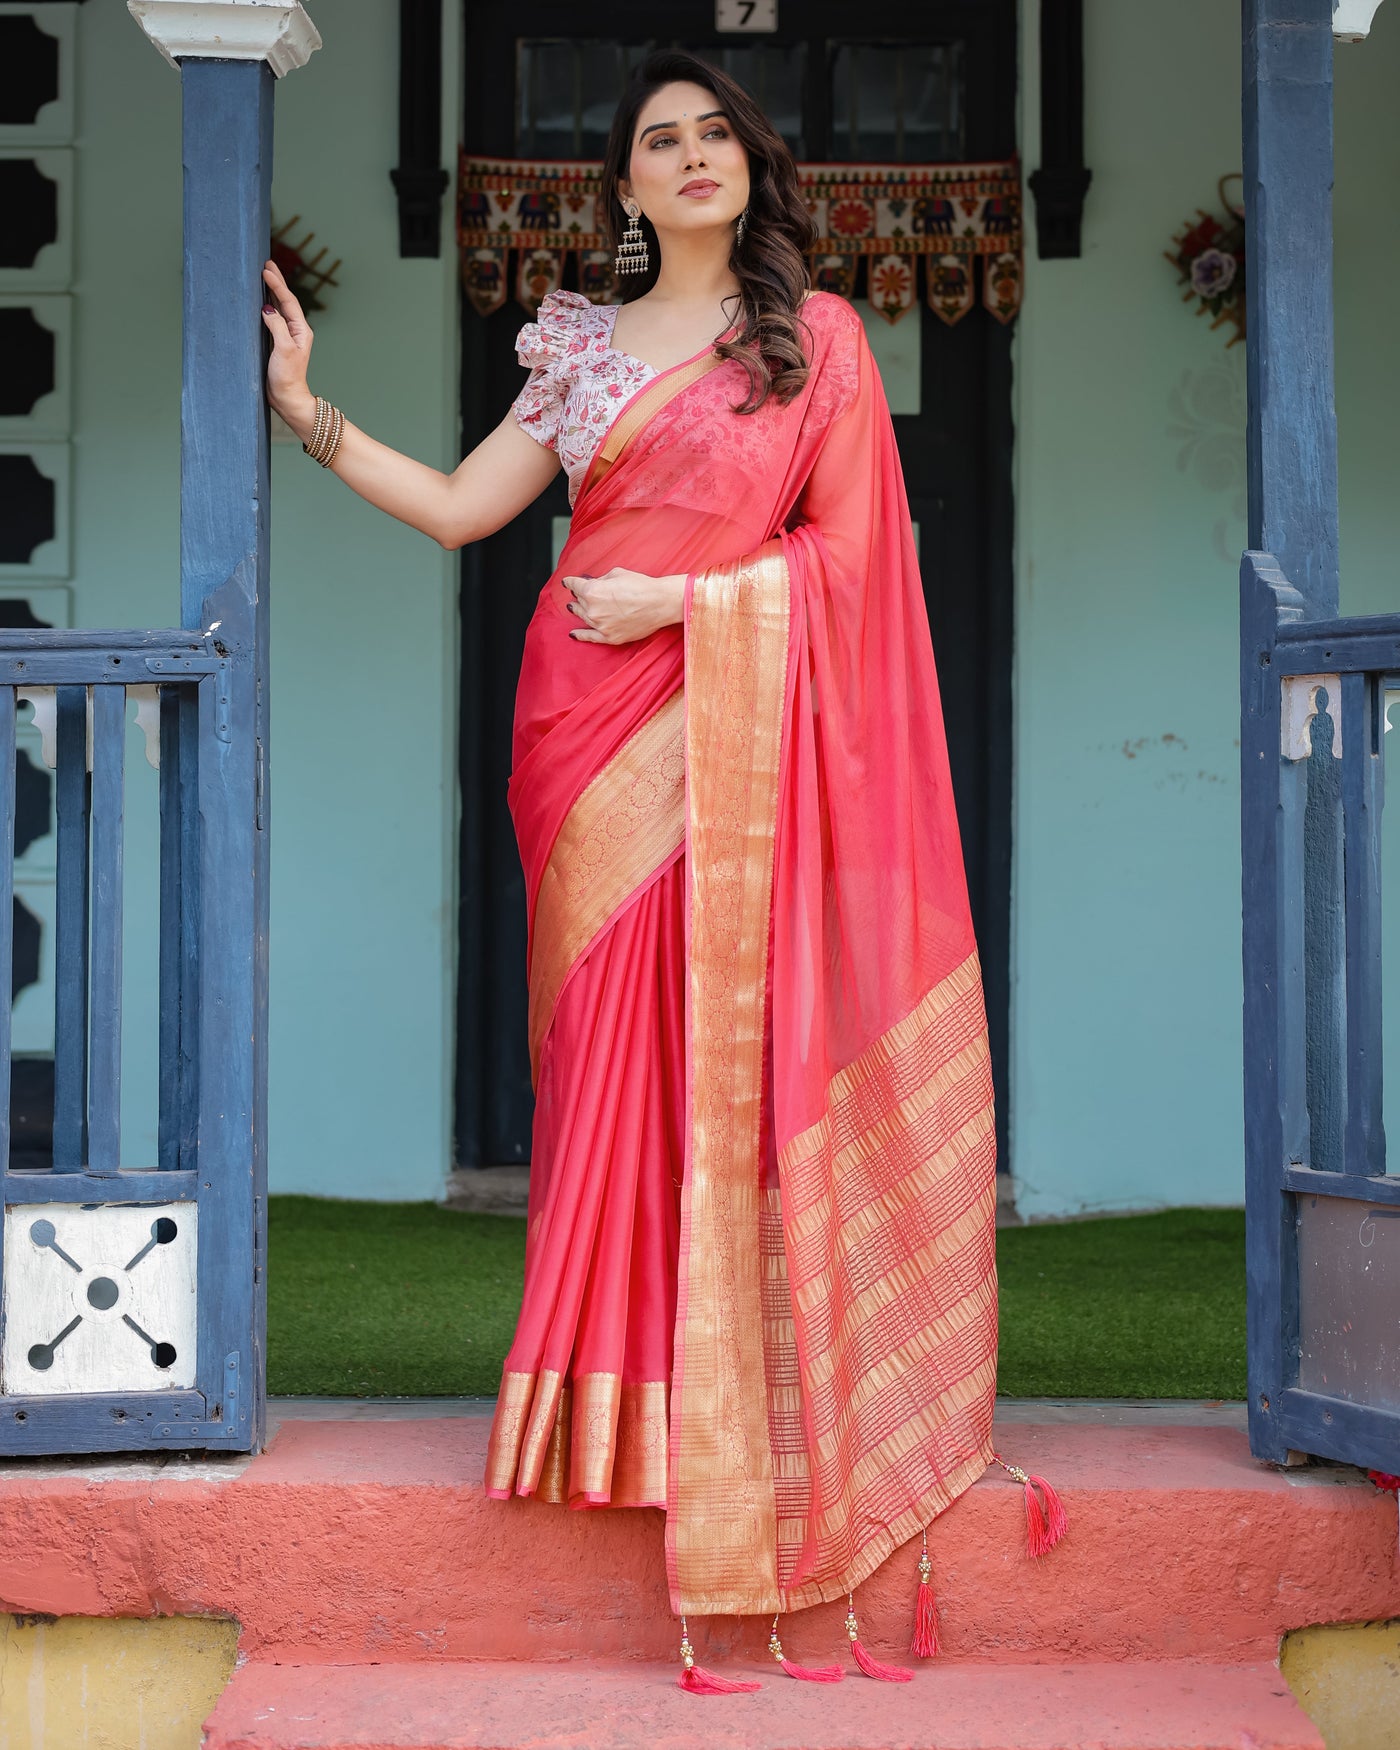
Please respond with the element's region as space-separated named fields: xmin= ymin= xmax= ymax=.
xmin=261 ymin=259 xmax=317 ymax=440
xmin=253 ymin=256 xmax=562 ymax=550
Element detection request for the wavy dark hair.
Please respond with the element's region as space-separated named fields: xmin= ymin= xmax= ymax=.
xmin=600 ymin=50 xmax=816 ymax=413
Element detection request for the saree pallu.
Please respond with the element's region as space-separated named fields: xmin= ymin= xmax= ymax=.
xmin=485 ymin=293 xmax=998 ymax=1617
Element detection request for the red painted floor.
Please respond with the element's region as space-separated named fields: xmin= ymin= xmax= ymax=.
xmin=201 ymin=1658 xmax=1326 ymax=1750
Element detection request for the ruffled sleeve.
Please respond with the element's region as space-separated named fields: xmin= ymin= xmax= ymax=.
xmin=509 ymin=289 xmax=598 ymax=452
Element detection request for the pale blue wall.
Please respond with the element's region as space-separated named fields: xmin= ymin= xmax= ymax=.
xmin=1009 ymin=0 xmax=1400 ymax=1217
xmin=75 ymin=1 xmax=461 ymax=1199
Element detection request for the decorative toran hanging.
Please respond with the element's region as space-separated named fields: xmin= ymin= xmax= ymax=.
xmin=458 ymin=150 xmax=1023 ymax=328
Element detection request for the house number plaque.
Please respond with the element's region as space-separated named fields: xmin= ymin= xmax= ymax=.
xmin=716 ymin=0 xmax=777 ymax=31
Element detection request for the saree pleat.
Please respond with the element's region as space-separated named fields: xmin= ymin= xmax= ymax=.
xmin=484 ymin=864 xmax=683 ymax=1509
xmin=489 ymin=290 xmax=999 ymax=1616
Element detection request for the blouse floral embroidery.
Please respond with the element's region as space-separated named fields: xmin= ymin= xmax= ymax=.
xmin=510 ymin=290 xmax=655 ymax=506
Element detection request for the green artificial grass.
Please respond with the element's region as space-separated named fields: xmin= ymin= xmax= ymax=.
xmin=995 ymin=1206 xmax=1246 ymax=1399
xmin=267 ymin=1196 xmax=526 ymax=1396
xmin=266 ymin=1197 xmax=1246 ymax=1400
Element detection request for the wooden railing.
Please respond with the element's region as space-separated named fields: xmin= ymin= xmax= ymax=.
xmin=0 ymin=630 xmax=230 ymax=1190
xmin=1241 ymin=552 xmax=1400 ymax=1473
xmin=0 ymin=627 xmax=260 ymax=1452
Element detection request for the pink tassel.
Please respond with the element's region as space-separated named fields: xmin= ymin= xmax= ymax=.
xmin=1368 ymin=1473 xmax=1400 ymax=1558
xmin=679 ymin=1664 xmax=763 ymax=1695
xmin=845 ymin=1595 xmax=914 ymax=1682
xmin=775 ymin=1658 xmax=845 ymax=1683
xmin=769 ymin=1616 xmax=845 ymax=1682
xmin=911 ymin=1531 xmax=939 ymax=1658
xmin=677 ymin=1618 xmax=762 ymax=1695
xmin=1024 ymin=1472 xmax=1068 ymax=1556
xmin=994 ymin=1452 xmax=1068 ymax=1557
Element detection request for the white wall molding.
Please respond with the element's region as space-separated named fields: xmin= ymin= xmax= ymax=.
xmin=127 ymin=0 xmax=321 ymax=77
xmin=1333 ymin=0 xmax=1387 ymax=41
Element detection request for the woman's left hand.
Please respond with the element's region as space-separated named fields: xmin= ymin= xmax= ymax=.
xmin=563 ymin=567 xmax=686 ymax=645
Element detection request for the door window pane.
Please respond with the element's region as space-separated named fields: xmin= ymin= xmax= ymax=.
xmin=830 ymin=41 xmax=965 ymax=162
xmin=517 ymin=40 xmax=650 ymax=158
xmin=684 ymin=44 xmax=805 ymax=156
xmin=517 ymin=40 xmax=805 ymax=159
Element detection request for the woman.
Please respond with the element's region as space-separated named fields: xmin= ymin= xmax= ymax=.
xmin=262 ymin=49 xmax=1062 ymax=1689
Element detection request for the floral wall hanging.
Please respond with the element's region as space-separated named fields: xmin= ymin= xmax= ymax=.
xmin=269 ymin=213 xmax=342 ymax=315
xmin=1165 ymin=174 xmax=1246 ymax=348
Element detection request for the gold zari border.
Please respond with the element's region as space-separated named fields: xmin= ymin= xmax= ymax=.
xmin=668 ymin=540 xmax=791 ymax=1616
xmin=527 ymin=689 xmax=685 ymax=1083
xmin=485 ymin=1369 xmax=670 ymax=1506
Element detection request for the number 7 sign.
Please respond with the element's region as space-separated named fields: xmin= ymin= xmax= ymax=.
xmin=716 ymin=0 xmax=778 ymax=31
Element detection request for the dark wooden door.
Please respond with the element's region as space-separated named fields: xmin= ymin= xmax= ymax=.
xmin=457 ymin=0 xmax=1016 ymax=1171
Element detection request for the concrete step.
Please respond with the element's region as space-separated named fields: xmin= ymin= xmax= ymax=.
xmin=2 ymin=1419 xmax=1394 ymax=1668
xmin=199 ymin=1657 xmax=1325 ymax=1750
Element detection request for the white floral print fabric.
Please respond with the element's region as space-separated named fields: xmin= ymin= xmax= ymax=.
xmin=510 ymin=290 xmax=655 ymax=507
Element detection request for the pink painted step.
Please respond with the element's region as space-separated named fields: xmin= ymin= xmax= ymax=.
xmin=2 ymin=1421 xmax=1395 ymax=1668
xmin=200 ymin=1658 xmax=1325 ymax=1750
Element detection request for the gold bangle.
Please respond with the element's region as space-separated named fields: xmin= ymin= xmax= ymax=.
xmin=321 ymin=404 xmax=344 ymax=468
xmin=302 ymin=394 xmax=344 ymax=466
xmin=303 ymin=394 xmax=326 ymax=458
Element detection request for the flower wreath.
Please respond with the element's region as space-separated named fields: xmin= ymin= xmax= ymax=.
xmin=1165 ymin=174 xmax=1246 ymax=348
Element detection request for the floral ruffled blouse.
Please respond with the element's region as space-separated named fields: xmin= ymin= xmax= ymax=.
xmin=510 ymin=290 xmax=655 ymax=506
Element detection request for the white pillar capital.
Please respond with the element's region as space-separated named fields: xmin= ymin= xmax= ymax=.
xmin=127 ymin=0 xmax=322 ymax=77
xmin=1333 ymin=0 xmax=1386 ymax=41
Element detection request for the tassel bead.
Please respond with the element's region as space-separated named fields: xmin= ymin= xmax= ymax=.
xmin=846 ymin=1595 xmax=914 ymax=1682
xmin=911 ymin=1533 xmax=939 ymax=1658
xmin=768 ymin=1616 xmax=844 ymax=1682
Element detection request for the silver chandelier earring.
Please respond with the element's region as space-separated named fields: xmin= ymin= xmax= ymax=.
xmin=735 ymin=206 xmax=749 ymax=248
xmin=615 ymin=199 xmax=648 ymax=275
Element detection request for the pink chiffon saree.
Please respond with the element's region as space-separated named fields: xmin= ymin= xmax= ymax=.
xmin=484 ymin=291 xmax=998 ymax=1619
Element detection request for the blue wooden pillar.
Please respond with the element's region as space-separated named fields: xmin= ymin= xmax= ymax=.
xmin=1240 ymin=0 xmax=1343 ymax=1465
xmin=1242 ymin=0 xmax=1340 ymax=613
xmin=130 ymin=0 xmax=320 ymax=1450
xmin=175 ymin=55 xmax=276 ymax=1451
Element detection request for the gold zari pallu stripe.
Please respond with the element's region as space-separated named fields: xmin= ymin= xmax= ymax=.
xmin=667 ymin=535 xmax=1000 ymax=1613
xmin=669 ymin=541 xmax=791 ymax=1617
xmin=772 ymin=952 xmax=999 ymax=1609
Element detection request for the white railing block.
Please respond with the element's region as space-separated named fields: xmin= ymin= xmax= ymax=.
xmin=127 ymin=0 xmax=322 ymax=77
xmin=1333 ymin=0 xmax=1387 ymax=41
xmin=1281 ymin=674 xmax=1344 ymax=762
